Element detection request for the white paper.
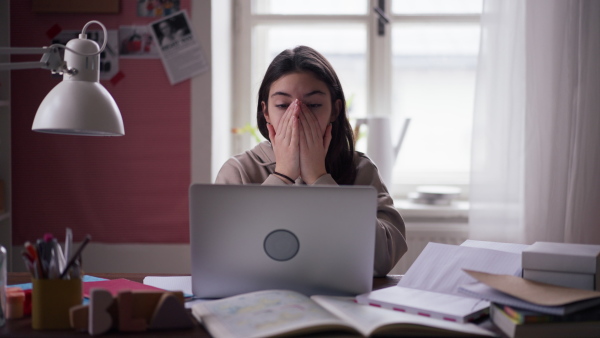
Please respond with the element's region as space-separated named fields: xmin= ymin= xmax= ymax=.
xmin=398 ymin=242 xmax=522 ymax=295
xmin=149 ymin=10 xmax=209 ymax=84
xmin=461 ymin=239 xmax=530 ymax=254
xmin=143 ymin=275 xmax=192 ymax=294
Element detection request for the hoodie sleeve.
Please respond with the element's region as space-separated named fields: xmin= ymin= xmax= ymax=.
xmin=215 ymin=157 xmax=247 ymax=184
xmin=215 ymin=156 xmax=288 ymax=186
xmin=352 ymin=156 xmax=407 ymax=277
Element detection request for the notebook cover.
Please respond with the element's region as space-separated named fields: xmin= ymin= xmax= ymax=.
xmin=83 ymin=278 xmax=166 ymax=298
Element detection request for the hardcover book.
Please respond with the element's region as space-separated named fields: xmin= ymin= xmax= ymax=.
xmin=490 ymin=303 xmax=600 ymax=338
xmin=522 ymin=242 xmax=600 ymax=290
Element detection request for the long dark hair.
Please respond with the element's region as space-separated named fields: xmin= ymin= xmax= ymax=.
xmin=257 ymin=46 xmax=357 ymax=185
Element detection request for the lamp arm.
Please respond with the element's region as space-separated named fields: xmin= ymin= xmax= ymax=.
xmin=0 ymin=20 xmax=108 ymax=73
xmin=0 ymin=46 xmax=68 ymax=73
xmin=0 ymin=47 xmax=48 ymax=54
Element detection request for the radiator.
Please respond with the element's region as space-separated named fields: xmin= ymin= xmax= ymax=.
xmin=390 ymin=222 xmax=469 ymax=275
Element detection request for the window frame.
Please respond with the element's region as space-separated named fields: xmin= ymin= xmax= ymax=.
xmin=232 ymin=0 xmax=480 ymax=203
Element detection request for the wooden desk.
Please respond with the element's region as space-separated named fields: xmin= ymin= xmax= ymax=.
xmin=1 ymin=272 xmax=402 ymax=337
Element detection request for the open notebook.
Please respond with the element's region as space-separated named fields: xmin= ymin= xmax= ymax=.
xmin=356 ymin=240 xmax=528 ymax=323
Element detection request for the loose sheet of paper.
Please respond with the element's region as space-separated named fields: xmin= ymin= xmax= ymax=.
xmin=398 ymin=242 xmax=522 ymax=295
xmin=143 ymin=276 xmax=192 ymax=295
xmin=461 ymin=239 xmax=530 ymax=254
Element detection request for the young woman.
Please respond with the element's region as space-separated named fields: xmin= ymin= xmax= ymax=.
xmin=216 ymin=46 xmax=407 ymax=276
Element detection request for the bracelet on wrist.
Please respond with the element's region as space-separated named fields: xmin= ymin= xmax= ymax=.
xmin=273 ymin=171 xmax=295 ymax=184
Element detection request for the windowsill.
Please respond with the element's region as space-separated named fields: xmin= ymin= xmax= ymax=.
xmin=394 ymin=199 xmax=469 ymax=223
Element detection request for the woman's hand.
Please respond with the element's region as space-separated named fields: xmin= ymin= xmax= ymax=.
xmin=267 ymin=99 xmax=301 ymax=182
xmin=298 ymin=102 xmax=332 ymax=184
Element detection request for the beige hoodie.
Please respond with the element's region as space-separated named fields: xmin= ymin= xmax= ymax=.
xmin=215 ymin=141 xmax=407 ymax=277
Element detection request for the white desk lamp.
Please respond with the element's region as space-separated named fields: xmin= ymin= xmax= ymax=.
xmin=0 ymin=20 xmax=124 ymax=136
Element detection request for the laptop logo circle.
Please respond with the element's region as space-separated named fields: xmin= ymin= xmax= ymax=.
xmin=263 ymin=229 xmax=299 ymax=261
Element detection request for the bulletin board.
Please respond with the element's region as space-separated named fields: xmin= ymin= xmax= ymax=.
xmin=10 ymin=0 xmax=193 ymax=244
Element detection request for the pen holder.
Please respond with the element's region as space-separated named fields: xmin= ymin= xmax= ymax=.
xmin=32 ymin=278 xmax=82 ymax=330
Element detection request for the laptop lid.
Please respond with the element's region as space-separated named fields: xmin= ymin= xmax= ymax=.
xmin=189 ymin=183 xmax=377 ymax=298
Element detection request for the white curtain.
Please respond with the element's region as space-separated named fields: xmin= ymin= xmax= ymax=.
xmin=470 ymin=0 xmax=600 ymax=244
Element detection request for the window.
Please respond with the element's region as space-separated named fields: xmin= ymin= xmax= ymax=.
xmin=233 ymin=0 xmax=482 ymax=198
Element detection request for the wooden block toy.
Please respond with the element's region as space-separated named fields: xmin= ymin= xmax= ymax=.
xmin=6 ymin=287 xmax=25 ymax=319
xmin=89 ymin=289 xmax=114 ymax=336
xmin=23 ymin=289 xmax=32 ymax=316
xmin=131 ymin=290 xmax=184 ymax=322
xmin=117 ymin=291 xmax=147 ymax=332
xmin=148 ymin=293 xmax=194 ymax=330
xmin=69 ymin=304 xmax=89 ymax=332
xmin=85 ymin=288 xmax=190 ymax=335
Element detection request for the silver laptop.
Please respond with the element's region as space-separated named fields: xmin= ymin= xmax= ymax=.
xmin=189 ymin=183 xmax=377 ymax=298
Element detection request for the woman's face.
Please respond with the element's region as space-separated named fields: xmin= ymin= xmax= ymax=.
xmin=262 ymin=72 xmax=341 ymax=133
xmin=158 ymin=21 xmax=173 ymax=37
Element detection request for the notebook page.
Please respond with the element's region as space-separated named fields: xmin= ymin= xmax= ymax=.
xmin=398 ymin=243 xmax=521 ymax=295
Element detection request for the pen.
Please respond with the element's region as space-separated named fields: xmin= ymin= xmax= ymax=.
xmin=25 ymin=241 xmax=43 ymax=279
xmin=47 ymin=240 xmax=61 ymax=279
xmin=21 ymin=251 xmax=36 ymax=277
xmin=52 ymin=238 xmax=66 ymax=273
xmin=24 ymin=241 xmax=37 ymax=261
xmin=65 ymin=227 xmax=73 ymax=263
xmin=60 ymin=234 xmax=91 ymax=279
xmin=36 ymin=239 xmax=49 ymax=278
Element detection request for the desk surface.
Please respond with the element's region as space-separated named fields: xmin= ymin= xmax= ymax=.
xmin=2 ymin=272 xmax=402 ymax=337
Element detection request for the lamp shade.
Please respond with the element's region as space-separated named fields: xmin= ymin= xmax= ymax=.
xmin=33 ymin=80 xmax=124 ymax=136
xmin=32 ymin=33 xmax=124 ymax=136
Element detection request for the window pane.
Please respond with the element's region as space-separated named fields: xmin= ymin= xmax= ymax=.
xmin=391 ymin=23 xmax=480 ymax=184
xmin=252 ymin=24 xmax=367 ymax=123
xmin=392 ymin=0 xmax=482 ymax=15
xmin=253 ymin=0 xmax=367 ymax=15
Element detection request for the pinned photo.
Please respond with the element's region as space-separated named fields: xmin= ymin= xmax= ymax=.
xmin=137 ymin=0 xmax=180 ymax=18
xmin=119 ymin=26 xmax=159 ymax=59
xmin=149 ymin=10 xmax=209 ymax=85
xmin=151 ymin=12 xmax=191 ymax=51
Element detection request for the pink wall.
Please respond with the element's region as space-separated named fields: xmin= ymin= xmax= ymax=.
xmin=10 ymin=1 xmax=192 ymax=244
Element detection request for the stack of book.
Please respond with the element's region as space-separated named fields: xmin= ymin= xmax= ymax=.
xmin=490 ymin=303 xmax=600 ymax=337
xmin=459 ymin=267 xmax=600 ymax=338
xmin=522 ymin=242 xmax=600 ymax=290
